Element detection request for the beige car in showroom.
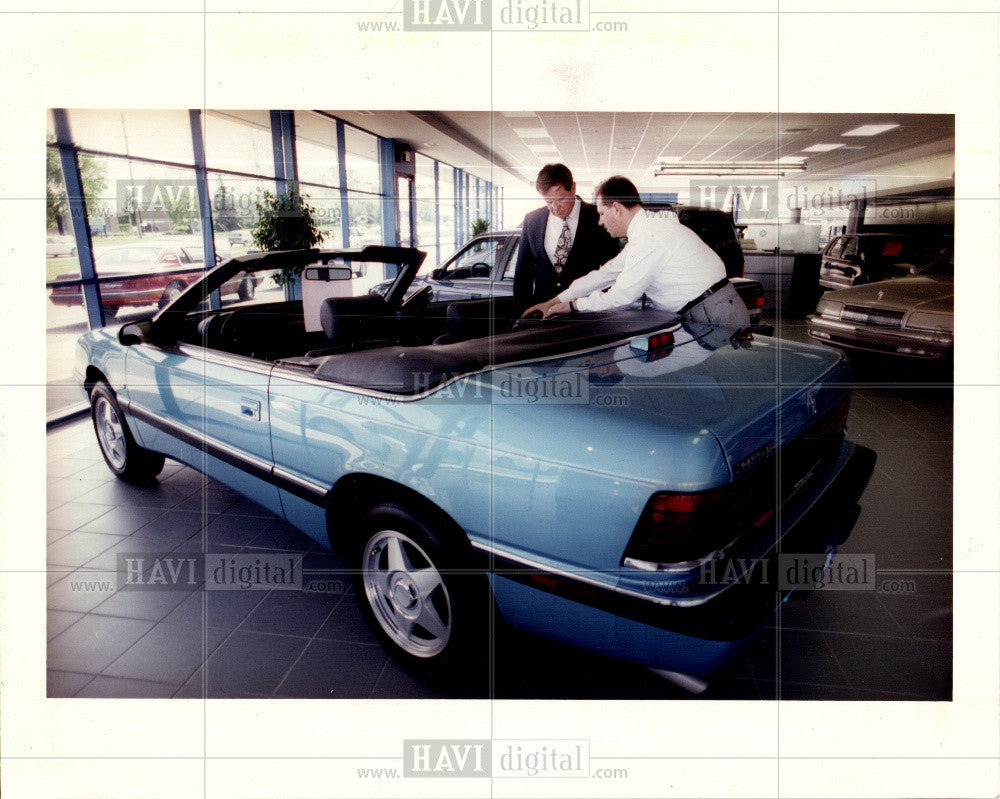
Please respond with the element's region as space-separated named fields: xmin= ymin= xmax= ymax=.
xmin=807 ymin=260 xmax=953 ymax=360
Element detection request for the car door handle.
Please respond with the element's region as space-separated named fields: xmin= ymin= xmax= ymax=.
xmin=240 ymin=398 xmax=261 ymax=421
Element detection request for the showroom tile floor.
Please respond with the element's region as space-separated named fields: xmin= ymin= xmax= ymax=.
xmin=44 ymin=316 xmax=953 ymax=700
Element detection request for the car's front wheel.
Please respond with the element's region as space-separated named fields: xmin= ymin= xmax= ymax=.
xmin=353 ymin=503 xmax=490 ymax=676
xmin=90 ymin=381 xmax=165 ymax=483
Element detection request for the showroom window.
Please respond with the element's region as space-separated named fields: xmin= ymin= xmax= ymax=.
xmin=293 ymin=112 xmax=344 ymax=249
xmin=44 ymin=108 xmax=506 ymax=422
xmin=343 ymin=125 xmax=383 ymax=249
xmin=414 ymin=154 xmax=438 ymax=266
xmin=438 ymin=166 xmax=456 ymax=260
xmin=203 ymin=110 xmax=276 ymax=178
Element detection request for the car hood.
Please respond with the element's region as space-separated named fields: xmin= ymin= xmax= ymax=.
xmin=823 ymin=275 xmax=953 ymax=312
xmin=487 ymin=326 xmax=849 ymax=488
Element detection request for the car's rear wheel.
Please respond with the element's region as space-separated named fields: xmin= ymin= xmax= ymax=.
xmin=90 ymin=381 xmax=165 ymax=483
xmin=353 ymin=503 xmax=490 ymax=676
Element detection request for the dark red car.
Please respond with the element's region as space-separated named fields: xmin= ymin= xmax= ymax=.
xmin=49 ymin=241 xmax=255 ymax=318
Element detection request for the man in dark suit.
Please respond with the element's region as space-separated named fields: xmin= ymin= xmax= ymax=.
xmin=512 ymin=163 xmax=621 ymax=314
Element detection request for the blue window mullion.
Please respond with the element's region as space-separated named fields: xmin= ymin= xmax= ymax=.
xmin=337 ymin=121 xmax=350 ymax=247
xmin=52 ymin=109 xmax=104 ymax=329
xmin=189 ymin=109 xmax=222 ymax=310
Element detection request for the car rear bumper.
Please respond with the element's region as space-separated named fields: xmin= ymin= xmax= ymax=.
xmin=806 ymin=314 xmax=953 ymax=359
xmin=488 ymin=441 xmax=877 ymax=675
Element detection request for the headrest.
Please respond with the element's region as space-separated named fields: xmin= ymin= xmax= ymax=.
xmin=320 ymin=295 xmax=391 ymax=343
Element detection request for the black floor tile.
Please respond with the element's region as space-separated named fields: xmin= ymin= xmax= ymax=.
xmin=369 ymin=658 xmax=451 ymax=699
xmin=46 ymin=457 xmax=96 ymax=479
xmin=129 ymin=509 xmax=211 ymax=542
xmin=79 ymin=505 xmax=172 ymax=537
xmin=777 ymin=630 xmax=849 ymax=687
xmin=47 ymin=531 xmax=126 ymax=569
xmin=91 ymin=585 xmax=196 ymax=623
xmin=47 ymin=670 xmax=95 ymax=697
xmin=48 ymin=615 xmax=155 ymax=675
xmin=314 ymin=594 xmax=378 ymax=645
xmin=799 ymin=589 xmax=902 ymax=638
xmin=239 ymin=591 xmax=340 ymax=639
xmin=47 ymin=610 xmax=84 ymax=641
xmin=203 ymin=514 xmax=271 ymax=547
xmin=198 ymin=630 xmax=310 ymax=697
xmin=47 ymin=478 xmax=110 ymax=506
xmin=824 ymin=630 xmax=942 ymax=698
xmin=275 ymin=638 xmax=390 ymax=698
xmin=102 ymin=623 xmax=229 ymax=685
xmin=76 ymin=676 xmax=179 ymax=698
xmin=165 ymin=590 xmax=271 ymax=632
xmin=48 ymin=570 xmax=119 ymax=613
xmin=879 ymin=593 xmax=953 ymax=641
xmin=47 ymin=502 xmax=117 ymax=533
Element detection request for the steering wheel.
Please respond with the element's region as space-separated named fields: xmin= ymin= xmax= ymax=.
xmin=400 ymin=284 xmax=433 ymax=314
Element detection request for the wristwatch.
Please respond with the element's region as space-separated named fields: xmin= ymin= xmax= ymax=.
xmin=569 ymin=299 xmax=579 ymax=313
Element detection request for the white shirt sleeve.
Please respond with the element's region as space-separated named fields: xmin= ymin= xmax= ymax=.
xmin=571 ymin=235 xmax=661 ymax=312
xmin=556 ymin=249 xmax=625 ymax=303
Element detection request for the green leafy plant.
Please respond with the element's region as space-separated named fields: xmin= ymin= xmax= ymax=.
xmin=251 ymin=184 xmax=325 ymax=287
xmin=471 ymin=217 xmax=490 ymax=236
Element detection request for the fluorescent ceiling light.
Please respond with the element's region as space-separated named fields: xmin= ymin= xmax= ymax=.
xmin=654 ymin=160 xmax=807 ymax=176
xmin=801 ymin=143 xmax=845 ymax=153
xmin=512 ymin=127 xmax=548 ymax=137
xmin=842 ymin=124 xmax=899 ymax=137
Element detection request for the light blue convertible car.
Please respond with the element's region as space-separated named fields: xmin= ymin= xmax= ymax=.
xmin=75 ymin=247 xmax=875 ymax=689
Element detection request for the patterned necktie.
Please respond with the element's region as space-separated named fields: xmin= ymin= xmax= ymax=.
xmin=553 ymin=220 xmax=571 ymax=273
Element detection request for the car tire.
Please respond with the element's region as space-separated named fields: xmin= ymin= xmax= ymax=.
xmin=90 ymin=381 xmax=165 ymax=483
xmin=159 ymin=281 xmax=185 ymax=309
xmin=237 ymin=276 xmax=255 ymax=302
xmin=353 ymin=502 xmax=491 ymax=678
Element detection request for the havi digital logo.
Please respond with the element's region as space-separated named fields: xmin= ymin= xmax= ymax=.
xmin=404 ymin=0 xmax=490 ymax=30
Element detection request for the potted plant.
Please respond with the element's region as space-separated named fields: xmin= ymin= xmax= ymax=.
xmin=251 ymin=183 xmax=325 ymax=289
xmin=471 ymin=217 xmax=490 ymax=236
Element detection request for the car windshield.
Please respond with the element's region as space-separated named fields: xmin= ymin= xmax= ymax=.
xmin=438 ymin=238 xmax=503 ymax=279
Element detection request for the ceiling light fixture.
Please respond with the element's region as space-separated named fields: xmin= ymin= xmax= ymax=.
xmin=654 ymin=160 xmax=807 ymax=177
xmin=842 ymin=124 xmax=899 ymax=137
xmin=801 ymin=143 xmax=845 ymax=152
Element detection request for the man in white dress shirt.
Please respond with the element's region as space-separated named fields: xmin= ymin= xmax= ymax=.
xmin=522 ymin=175 xmax=750 ymax=327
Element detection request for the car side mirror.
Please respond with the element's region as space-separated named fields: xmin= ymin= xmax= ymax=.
xmin=119 ymin=319 xmax=152 ymax=346
xmin=431 ymin=268 xmax=445 ymax=280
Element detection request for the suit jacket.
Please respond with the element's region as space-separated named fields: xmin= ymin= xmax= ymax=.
xmin=512 ymin=199 xmax=622 ymax=312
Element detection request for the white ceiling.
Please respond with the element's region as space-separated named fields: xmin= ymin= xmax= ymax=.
xmin=330 ymin=110 xmax=954 ymax=199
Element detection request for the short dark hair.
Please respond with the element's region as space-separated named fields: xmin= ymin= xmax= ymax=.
xmin=535 ymin=163 xmax=574 ymax=194
xmin=595 ymin=176 xmax=642 ymax=209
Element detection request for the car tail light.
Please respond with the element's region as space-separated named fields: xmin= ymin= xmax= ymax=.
xmin=623 ymin=394 xmax=852 ymax=570
xmin=752 ymin=294 xmax=765 ymax=309
xmin=629 ymin=331 xmax=675 ymax=353
xmin=623 ymin=486 xmax=739 ymax=568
